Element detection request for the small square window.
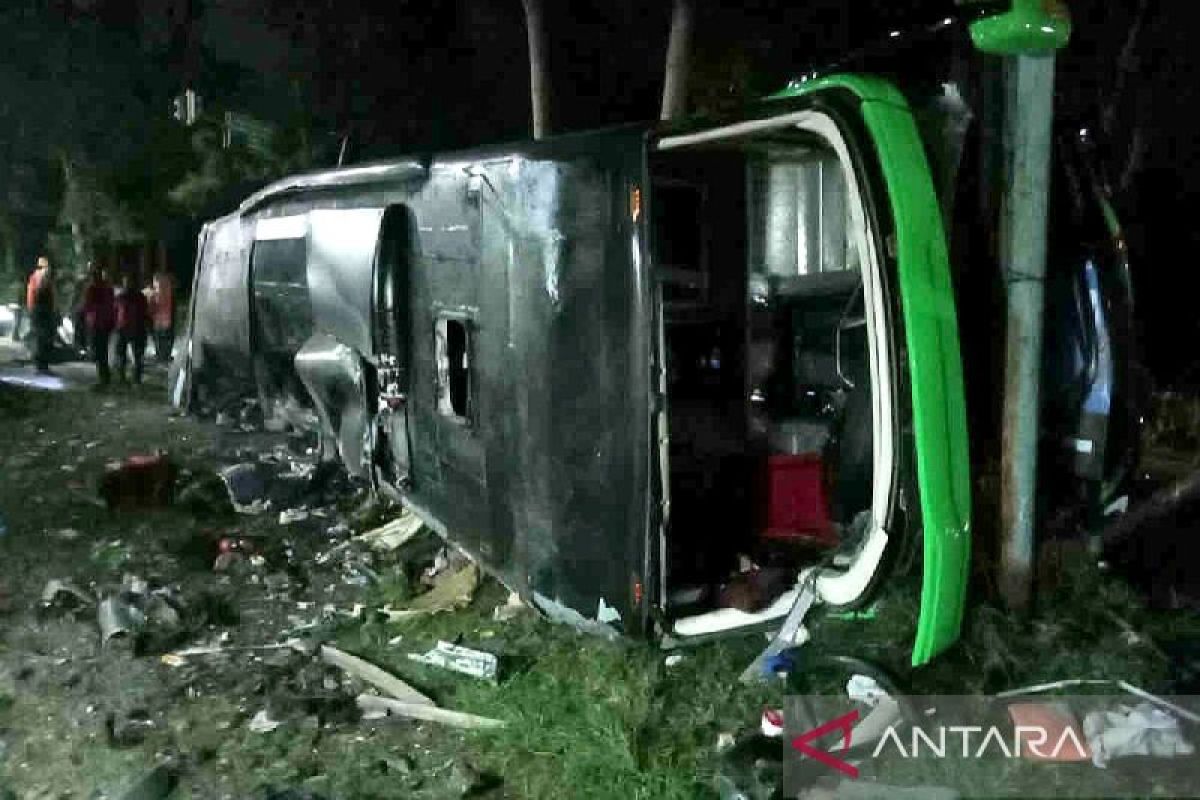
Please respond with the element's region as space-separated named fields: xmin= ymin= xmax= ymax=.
xmin=436 ymin=316 xmax=471 ymax=422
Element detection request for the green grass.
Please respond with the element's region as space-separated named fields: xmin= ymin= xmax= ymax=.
xmin=327 ymin=592 xmax=778 ymax=800
xmin=2 ymin=376 xmax=1197 ymax=799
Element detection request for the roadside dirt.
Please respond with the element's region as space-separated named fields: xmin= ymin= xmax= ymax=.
xmin=0 ymin=358 xmax=500 ymax=799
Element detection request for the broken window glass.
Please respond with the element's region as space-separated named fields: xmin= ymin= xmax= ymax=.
xmin=436 ymin=316 xmax=471 ymax=421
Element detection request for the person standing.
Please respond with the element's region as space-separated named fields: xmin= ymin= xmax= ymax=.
xmin=149 ymin=268 xmax=175 ymax=364
xmin=70 ymin=263 xmax=93 ymax=356
xmin=115 ymin=272 xmax=148 ymax=384
xmin=81 ymin=266 xmax=116 ymax=386
xmin=25 ymin=256 xmax=55 ymax=373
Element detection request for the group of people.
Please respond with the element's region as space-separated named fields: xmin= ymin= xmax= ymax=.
xmin=17 ymin=256 xmax=174 ymax=386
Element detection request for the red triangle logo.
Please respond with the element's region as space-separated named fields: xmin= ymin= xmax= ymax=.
xmin=790 ymin=709 xmax=861 ymax=778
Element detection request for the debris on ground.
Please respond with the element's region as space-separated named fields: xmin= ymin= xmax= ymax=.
xmin=996 ymin=678 xmax=1200 ymax=724
xmin=176 ymin=468 xmax=235 ymax=514
xmin=492 ymin=590 xmax=527 ymax=622
xmin=98 ymin=595 xmax=146 ymax=643
xmin=1083 ymin=701 xmax=1195 ymax=767
xmin=314 ymin=644 xmax=502 ymax=730
xmin=216 ymin=451 xmax=351 ymax=519
xmin=422 ymin=547 xmax=452 ymax=582
xmin=106 ymin=708 xmax=159 ymax=747
xmin=383 ymin=563 xmax=479 ymax=622
xmin=356 ymin=694 xmax=504 ymax=731
xmin=219 ymin=462 xmax=273 ymax=514
xmin=95 ymin=575 xmax=186 ymax=645
xmin=356 ymin=511 xmax=424 ymax=552
xmin=99 ymin=452 xmax=178 ymax=511
xmin=318 ymin=644 xmax=434 ymax=706
xmin=40 ymin=578 xmax=95 ymax=610
xmin=163 ymin=638 xmax=300 ymax=663
xmin=845 ymin=673 xmax=888 ymax=706
xmin=759 ymin=707 xmax=784 ymax=738
xmin=249 ymin=708 xmax=283 ymax=733
xmin=407 ymin=640 xmax=498 ymax=681
xmin=739 ymin=582 xmax=817 ymax=683
xmin=278 ymin=507 xmax=310 ymax=525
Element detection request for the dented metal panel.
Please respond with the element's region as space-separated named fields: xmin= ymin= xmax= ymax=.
xmin=295 ymin=332 xmax=372 ymax=477
xmin=307 ymin=208 xmax=385 ymax=357
xmin=395 ymin=131 xmax=654 ymax=632
xmin=180 ymin=130 xmax=656 ymax=634
xmin=192 ymin=213 xmax=250 ymax=357
xmin=190 ymin=213 xmax=253 ymax=400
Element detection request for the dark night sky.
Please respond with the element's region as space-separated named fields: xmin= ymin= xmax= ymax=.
xmin=176 ymin=0 xmax=1200 ymax=381
xmin=1 ymin=0 xmax=1198 ymax=381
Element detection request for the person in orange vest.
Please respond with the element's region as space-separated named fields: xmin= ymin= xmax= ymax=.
xmin=149 ymin=268 xmax=175 ymax=364
xmin=26 ymin=256 xmax=56 ymax=373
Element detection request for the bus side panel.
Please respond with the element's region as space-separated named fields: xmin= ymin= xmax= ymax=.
xmin=511 ymin=136 xmax=652 ymax=633
xmin=404 ymin=166 xmax=491 ymax=557
xmin=308 ymin=208 xmax=385 ymax=358
xmin=399 ymin=134 xmax=653 ymax=633
xmin=191 ymin=214 xmax=254 ymax=404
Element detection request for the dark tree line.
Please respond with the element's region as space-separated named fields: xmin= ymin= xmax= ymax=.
xmin=0 ymin=0 xmax=1195 ymax=382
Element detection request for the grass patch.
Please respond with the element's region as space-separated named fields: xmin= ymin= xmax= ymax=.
xmin=3 ymin=377 xmax=1196 ymax=799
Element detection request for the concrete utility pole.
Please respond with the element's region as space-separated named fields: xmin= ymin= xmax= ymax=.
xmin=967 ymin=0 xmax=1071 ymax=611
xmin=997 ymin=54 xmax=1056 ymax=612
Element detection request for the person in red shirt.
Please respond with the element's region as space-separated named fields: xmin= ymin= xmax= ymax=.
xmin=149 ymin=269 xmax=175 ymax=364
xmin=26 ymin=256 xmax=56 ymax=373
xmin=114 ymin=271 xmax=149 ymax=384
xmin=81 ymin=265 xmax=116 ymax=386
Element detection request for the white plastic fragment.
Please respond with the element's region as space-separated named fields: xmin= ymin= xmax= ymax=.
xmin=278 ymin=508 xmax=310 ymax=525
xmin=492 ymin=591 xmax=527 ymax=622
xmin=1084 ymin=702 xmax=1195 ymax=768
xmin=596 ymin=597 xmax=621 ymax=624
xmin=357 ymin=511 xmax=424 ymax=551
xmin=761 ymin=708 xmax=784 ymax=738
xmin=249 ymin=709 xmax=281 ymax=733
xmin=319 ymin=644 xmax=434 ymax=706
xmin=407 ymin=641 xmax=498 ymax=681
xmin=847 ymin=674 xmax=889 ymax=707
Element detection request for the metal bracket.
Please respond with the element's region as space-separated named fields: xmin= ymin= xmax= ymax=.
xmin=738 ymin=581 xmax=818 ymax=683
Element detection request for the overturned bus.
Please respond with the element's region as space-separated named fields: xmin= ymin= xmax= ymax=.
xmin=171 ymin=19 xmax=1140 ymax=667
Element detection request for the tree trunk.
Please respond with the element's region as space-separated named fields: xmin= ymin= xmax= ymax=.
xmin=660 ymin=0 xmax=694 ymax=121
xmin=60 ymin=156 xmax=89 ymax=273
xmin=1103 ymin=0 xmax=1153 ymax=192
xmin=521 ymin=0 xmax=551 ymax=139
